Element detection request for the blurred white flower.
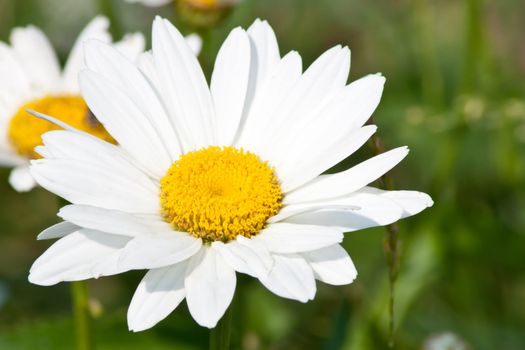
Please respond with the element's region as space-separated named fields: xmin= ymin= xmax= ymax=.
xmin=124 ymin=0 xmax=172 ymax=6
xmin=0 ymin=16 xmax=145 ymax=192
xmin=0 ymin=17 xmax=200 ymax=193
xmin=424 ymin=332 xmax=469 ymax=350
xmin=29 ymin=17 xmax=433 ymax=330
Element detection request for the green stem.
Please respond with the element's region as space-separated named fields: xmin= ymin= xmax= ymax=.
xmin=59 ymin=198 xmax=92 ymax=350
xmin=71 ymin=280 xmax=93 ymax=350
xmin=367 ymin=127 xmax=400 ymax=348
xmin=209 ymin=306 xmax=232 ymax=350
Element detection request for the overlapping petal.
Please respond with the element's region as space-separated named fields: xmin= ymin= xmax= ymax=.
xmin=128 ymin=262 xmax=188 ymax=332
xmin=184 ymin=248 xmax=236 ymax=328
xmin=29 ymin=230 xmax=131 ymax=286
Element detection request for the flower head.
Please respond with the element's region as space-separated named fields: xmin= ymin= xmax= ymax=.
xmin=0 ymin=16 xmax=145 ymax=192
xmin=29 ymin=17 xmax=433 ymax=330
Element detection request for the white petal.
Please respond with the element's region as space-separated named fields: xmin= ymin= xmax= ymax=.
xmin=128 ymin=262 xmax=188 ymax=332
xmin=184 ymin=247 xmax=236 ymax=328
xmin=136 ymin=51 xmax=158 ymax=84
xmin=61 ymin=16 xmax=112 ymax=93
xmin=84 ymin=40 xmax=182 ymax=163
xmin=0 ymin=149 xmax=26 ymax=167
xmin=246 ymin=19 xmax=280 ymax=94
xmin=269 ymin=199 xmax=359 ymax=224
xmin=282 ymin=192 xmax=405 ymax=231
xmin=40 ymin=130 xmax=156 ymax=186
xmin=79 ymin=70 xmax=172 ymax=178
xmin=184 ymin=34 xmax=202 ymax=56
xmin=227 ymin=19 xmax=282 ymax=144
xmin=58 ymin=204 xmax=172 ymax=237
xmin=8 ymin=165 xmax=36 ymax=192
xmin=284 ymin=146 xmax=409 ymax=204
xmin=212 ymin=235 xmax=273 ymax=278
xmin=0 ymin=90 xmax=22 ymax=150
xmin=236 ymin=50 xmax=302 ymax=148
xmin=247 ymin=45 xmax=350 ymax=162
xmin=357 ymin=187 xmax=433 ymax=217
xmin=119 ymin=233 xmax=202 ymax=269
xmin=152 ymin=17 xmax=214 ymax=151
xmin=37 ymin=221 xmax=80 ymax=240
xmin=30 ymin=158 xmax=159 ymax=214
xmin=90 ymin=250 xmax=127 ymax=278
xmin=10 ymin=25 xmax=61 ymax=90
xmin=29 ymin=230 xmax=130 ymax=286
xmin=333 ymin=74 xmax=385 ymax=130
xmin=256 ymin=223 xmax=343 ymax=253
xmin=278 ymin=125 xmax=377 ymax=192
xmin=0 ymin=42 xmax=31 ymax=94
xmin=272 ymin=74 xmax=385 ymax=190
xmin=278 ymin=74 xmax=385 ymax=162
xmin=259 ymin=253 xmax=315 ymax=302
xmin=210 ymin=27 xmax=251 ymax=145
xmin=301 ymin=245 xmax=357 ymax=285
xmin=34 ymin=146 xmax=53 ymax=158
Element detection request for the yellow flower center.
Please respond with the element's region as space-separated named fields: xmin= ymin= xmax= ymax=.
xmin=186 ymin=0 xmax=218 ymax=8
xmin=8 ymin=95 xmax=115 ymax=159
xmin=160 ymin=146 xmax=283 ymax=242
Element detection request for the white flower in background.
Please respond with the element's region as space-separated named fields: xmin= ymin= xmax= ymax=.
xmin=29 ymin=17 xmax=433 ymax=330
xmin=0 ymin=16 xmax=145 ymax=192
xmin=125 ymin=0 xmax=172 ymax=6
xmin=125 ymin=0 xmax=240 ymax=8
xmin=0 ymin=17 xmax=201 ymax=193
xmin=424 ymin=332 xmax=469 ymax=350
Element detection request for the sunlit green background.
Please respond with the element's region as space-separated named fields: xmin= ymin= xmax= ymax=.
xmin=0 ymin=0 xmax=524 ymax=349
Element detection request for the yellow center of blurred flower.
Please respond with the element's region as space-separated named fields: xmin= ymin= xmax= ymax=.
xmin=160 ymin=146 xmax=283 ymax=242
xmin=7 ymin=95 xmax=115 ymax=159
xmin=186 ymin=0 xmax=218 ymax=8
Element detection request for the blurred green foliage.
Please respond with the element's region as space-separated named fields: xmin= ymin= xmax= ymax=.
xmin=0 ymin=0 xmax=524 ymax=349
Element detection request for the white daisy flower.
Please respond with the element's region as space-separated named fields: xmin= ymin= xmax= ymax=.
xmin=0 ymin=16 xmax=146 ymax=192
xmin=28 ymin=17 xmax=433 ymax=331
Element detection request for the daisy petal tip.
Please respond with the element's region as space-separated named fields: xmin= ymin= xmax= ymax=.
xmin=27 ymin=272 xmax=55 ymax=287
xmin=92 ymin=15 xmax=110 ymax=27
xmin=396 ymin=145 xmax=410 ymax=157
xmin=127 ymin=318 xmax=150 ymax=333
xmin=297 ymin=294 xmax=311 ymax=303
xmin=251 ymin=18 xmax=263 ymax=26
xmin=421 ymin=192 xmax=434 ymax=208
xmin=126 ymin=320 xmax=142 ymax=333
xmin=189 ymin=308 xmax=219 ymax=328
xmin=200 ymin=319 xmax=219 ymax=329
xmin=36 ymin=230 xmax=55 ymax=241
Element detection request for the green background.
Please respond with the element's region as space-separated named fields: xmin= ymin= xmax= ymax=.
xmin=0 ymin=0 xmax=524 ymax=349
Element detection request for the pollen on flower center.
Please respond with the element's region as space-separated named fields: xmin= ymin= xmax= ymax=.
xmin=160 ymin=146 xmax=283 ymax=242
xmin=7 ymin=95 xmax=115 ymax=159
